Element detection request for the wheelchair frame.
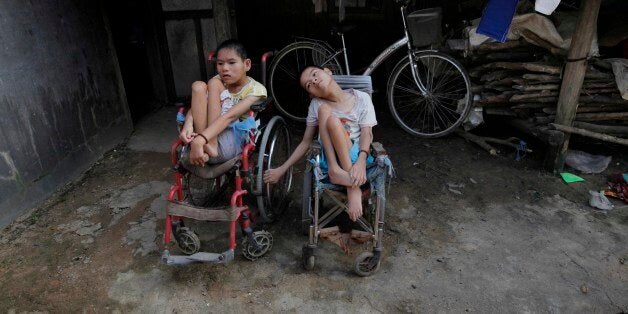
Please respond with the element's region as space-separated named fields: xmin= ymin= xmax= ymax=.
xmin=162 ymin=109 xmax=293 ymax=266
xmin=301 ymin=140 xmax=392 ymax=276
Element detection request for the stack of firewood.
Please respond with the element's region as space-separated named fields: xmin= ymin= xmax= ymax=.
xmin=467 ymin=40 xmax=628 ymax=147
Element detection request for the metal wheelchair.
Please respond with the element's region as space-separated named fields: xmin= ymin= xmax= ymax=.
xmin=300 ymin=76 xmax=394 ymax=276
xmin=161 ymin=99 xmax=293 ymax=266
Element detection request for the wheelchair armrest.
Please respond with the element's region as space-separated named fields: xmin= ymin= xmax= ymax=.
xmin=250 ymin=97 xmax=273 ymax=113
xmin=371 ymin=142 xmax=387 ymax=157
xmin=307 ymin=140 xmax=322 ymax=158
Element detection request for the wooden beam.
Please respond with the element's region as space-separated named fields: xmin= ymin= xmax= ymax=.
xmin=551 ymin=123 xmax=628 ymax=146
xmin=547 ymin=0 xmax=602 ymax=172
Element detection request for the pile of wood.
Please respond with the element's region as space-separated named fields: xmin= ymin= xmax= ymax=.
xmin=467 ymin=40 xmax=628 ymax=147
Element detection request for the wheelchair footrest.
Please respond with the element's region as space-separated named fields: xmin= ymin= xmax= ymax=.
xmin=320 ymin=227 xmax=373 ymax=245
xmin=167 ymin=201 xmax=245 ymax=221
xmin=161 ymin=249 xmax=235 ymax=266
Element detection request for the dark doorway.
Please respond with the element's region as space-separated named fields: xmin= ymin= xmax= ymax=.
xmin=104 ymin=0 xmax=158 ymax=124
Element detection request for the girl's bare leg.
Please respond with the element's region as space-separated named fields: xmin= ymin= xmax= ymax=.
xmin=203 ymin=79 xmax=224 ymax=157
xmin=190 ymin=79 xmax=223 ymax=158
xmin=190 ymin=81 xmax=211 ymax=160
xmin=318 ymin=105 xmax=363 ymax=222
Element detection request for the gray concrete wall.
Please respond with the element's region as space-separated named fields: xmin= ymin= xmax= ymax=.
xmin=0 ymin=1 xmax=132 ymax=227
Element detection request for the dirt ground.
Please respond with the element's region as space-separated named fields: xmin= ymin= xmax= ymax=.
xmin=1 ymin=108 xmax=627 ymax=312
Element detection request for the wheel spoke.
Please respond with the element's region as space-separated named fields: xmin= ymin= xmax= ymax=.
xmin=389 ymin=53 xmax=471 ymax=137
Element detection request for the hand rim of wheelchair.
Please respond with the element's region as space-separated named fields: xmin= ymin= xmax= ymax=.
xmin=255 ymin=115 xmax=293 ymax=223
xmin=242 ymin=230 xmax=274 ymax=261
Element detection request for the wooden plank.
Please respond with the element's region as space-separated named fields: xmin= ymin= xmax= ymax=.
xmin=551 ymin=123 xmax=628 ymax=146
xmin=573 ymin=121 xmax=628 ymax=135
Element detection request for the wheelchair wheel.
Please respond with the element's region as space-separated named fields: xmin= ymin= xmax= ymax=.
xmin=354 ymin=251 xmax=381 ymax=277
xmin=387 ymin=51 xmax=471 ymax=138
xmin=303 ymin=255 xmax=315 ymax=271
xmin=301 ymin=164 xmax=314 ymax=235
xmin=302 ymin=244 xmax=315 ymax=270
xmin=175 ymin=227 xmax=201 ymax=255
xmin=256 ymin=116 xmax=293 ymax=222
xmin=242 ymin=231 xmax=274 ymax=261
xmin=269 ymin=41 xmax=344 ymax=122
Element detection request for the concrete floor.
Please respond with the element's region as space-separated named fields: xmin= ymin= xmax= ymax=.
xmin=1 ymin=106 xmax=626 ymax=312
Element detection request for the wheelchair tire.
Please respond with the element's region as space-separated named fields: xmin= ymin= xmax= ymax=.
xmin=256 ymin=116 xmax=293 ymax=223
xmin=175 ymin=227 xmax=201 ymax=255
xmin=303 ymin=255 xmax=315 ymax=271
xmin=354 ymin=251 xmax=381 ymax=277
xmin=242 ymin=230 xmax=274 ymax=261
xmin=301 ymin=164 xmax=314 ymax=235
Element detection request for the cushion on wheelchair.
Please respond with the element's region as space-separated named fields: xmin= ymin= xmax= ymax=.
xmin=332 ymin=75 xmax=373 ymax=94
xmin=179 ymin=150 xmax=241 ymax=179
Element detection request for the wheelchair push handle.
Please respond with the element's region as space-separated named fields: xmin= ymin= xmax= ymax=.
xmin=250 ymin=97 xmax=273 ymax=113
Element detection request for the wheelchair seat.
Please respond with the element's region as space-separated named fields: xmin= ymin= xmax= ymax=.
xmin=178 ymin=147 xmax=241 ymax=179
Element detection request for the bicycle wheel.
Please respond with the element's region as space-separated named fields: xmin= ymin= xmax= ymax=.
xmin=269 ymin=42 xmax=344 ymax=122
xmin=387 ymin=51 xmax=471 ymax=138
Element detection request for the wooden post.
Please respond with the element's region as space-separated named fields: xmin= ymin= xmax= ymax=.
xmin=213 ymin=0 xmax=233 ymax=45
xmin=546 ymin=0 xmax=602 ymax=172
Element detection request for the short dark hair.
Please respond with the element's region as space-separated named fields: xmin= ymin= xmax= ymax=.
xmin=299 ymin=65 xmax=324 ymax=80
xmin=216 ymin=39 xmax=248 ymax=60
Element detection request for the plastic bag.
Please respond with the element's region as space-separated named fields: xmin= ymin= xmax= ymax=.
xmin=564 ymin=150 xmax=611 ymax=174
xmin=588 ymin=190 xmax=614 ymax=211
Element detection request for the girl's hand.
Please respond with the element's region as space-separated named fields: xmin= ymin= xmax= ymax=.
xmin=264 ymin=167 xmax=285 ymax=184
xmin=349 ymin=160 xmax=367 ymax=187
xmin=179 ymin=125 xmax=197 ymax=144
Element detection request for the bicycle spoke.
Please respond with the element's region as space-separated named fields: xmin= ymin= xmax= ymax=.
xmin=277 ymin=63 xmax=297 ymax=80
xmin=389 ymin=52 xmax=471 ymax=137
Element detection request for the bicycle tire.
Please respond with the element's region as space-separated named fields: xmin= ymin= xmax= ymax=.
xmin=387 ymin=51 xmax=472 ymax=138
xmin=269 ymin=42 xmax=344 ymax=122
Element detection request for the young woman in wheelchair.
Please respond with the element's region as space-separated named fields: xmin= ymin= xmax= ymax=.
xmin=264 ymin=65 xmax=377 ymax=222
xmin=179 ymin=39 xmax=266 ymax=166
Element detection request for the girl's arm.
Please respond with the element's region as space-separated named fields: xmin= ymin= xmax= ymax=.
xmin=264 ymin=125 xmax=317 ymax=183
xmin=179 ymin=110 xmax=196 ymax=144
xmin=356 ymin=127 xmax=373 ymax=163
xmin=350 ymin=126 xmax=373 ymax=186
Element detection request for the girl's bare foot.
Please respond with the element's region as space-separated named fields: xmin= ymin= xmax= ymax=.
xmin=203 ymin=143 xmax=219 ymax=158
xmin=347 ymin=186 xmax=363 ymax=221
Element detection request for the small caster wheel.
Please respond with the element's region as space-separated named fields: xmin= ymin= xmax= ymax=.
xmin=354 ymin=251 xmax=380 ymax=277
xmin=175 ymin=227 xmax=200 ymax=255
xmin=303 ymin=254 xmax=315 ymax=270
xmin=242 ymin=230 xmax=273 ymax=261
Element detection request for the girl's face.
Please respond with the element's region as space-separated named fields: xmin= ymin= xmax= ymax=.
xmin=300 ymin=67 xmax=333 ymax=98
xmin=216 ymin=48 xmax=251 ymax=85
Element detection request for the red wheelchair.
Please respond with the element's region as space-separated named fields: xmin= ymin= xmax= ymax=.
xmin=161 ymin=100 xmax=293 ymax=265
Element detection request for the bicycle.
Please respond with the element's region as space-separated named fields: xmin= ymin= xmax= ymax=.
xmin=268 ymin=0 xmax=472 ymax=138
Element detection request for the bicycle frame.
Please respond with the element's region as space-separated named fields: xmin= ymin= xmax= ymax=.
xmin=347 ymin=5 xmax=429 ymax=95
